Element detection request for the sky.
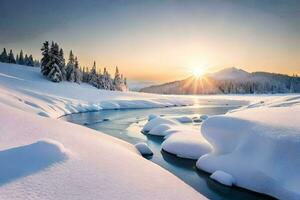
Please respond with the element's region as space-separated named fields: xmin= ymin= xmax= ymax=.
xmin=0 ymin=0 xmax=300 ymax=82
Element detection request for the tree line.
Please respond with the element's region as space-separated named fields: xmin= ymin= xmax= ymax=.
xmin=41 ymin=41 xmax=127 ymax=91
xmin=0 ymin=48 xmax=40 ymax=67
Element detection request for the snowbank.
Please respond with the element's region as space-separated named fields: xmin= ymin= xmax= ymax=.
xmin=162 ymin=131 xmax=212 ymax=159
xmin=197 ymin=105 xmax=300 ymax=200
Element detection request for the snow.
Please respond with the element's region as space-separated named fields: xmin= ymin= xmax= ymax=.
xmin=0 ymin=63 xmax=196 ymax=118
xmin=1 ymin=63 xmax=300 ymax=199
xmin=197 ymin=105 xmax=300 ymax=199
xmin=210 ymin=171 xmax=235 ymax=187
xmin=139 ymin=82 xmax=300 ymax=199
xmin=134 ymin=142 xmax=153 ymax=156
xmin=148 ymin=124 xmax=173 ymax=136
xmin=142 ymin=117 xmax=179 ymax=133
xmin=0 ymin=103 xmax=204 ymax=200
xmin=0 ymin=63 xmax=207 ymax=199
xmin=162 ymin=130 xmax=212 ymax=159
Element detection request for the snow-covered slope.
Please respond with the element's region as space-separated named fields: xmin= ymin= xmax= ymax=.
xmin=0 ymin=63 xmax=206 ymax=199
xmin=0 ymin=103 xmax=204 ymax=200
xmin=0 ymin=63 xmax=197 ymax=118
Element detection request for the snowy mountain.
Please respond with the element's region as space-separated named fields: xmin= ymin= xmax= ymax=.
xmin=206 ymin=67 xmax=250 ymax=80
xmin=140 ymin=67 xmax=300 ymax=94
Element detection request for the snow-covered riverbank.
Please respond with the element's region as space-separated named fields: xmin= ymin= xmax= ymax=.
xmin=0 ymin=63 xmax=299 ymax=200
xmin=0 ymin=64 xmax=209 ymax=199
xmin=142 ymin=96 xmax=300 ymax=199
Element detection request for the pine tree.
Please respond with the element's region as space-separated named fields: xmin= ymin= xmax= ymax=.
xmin=18 ymin=50 xmax=25 ymax=65
xmin=74 ymin=57 xmax=82 ymax=83
xmin=47 ymin=42 xmax=64 ymax=82
xmin=59 ymin=48 xmax=66 ymax=80
xmin=41 ymin=41 xmax=51 ymax=76
xmin=88 ymin=61 xmax=98 ymax=87
xmin=8 ymin=50 xmax=16 ymax=64
xmin=28 ymin=55 xmax=34 ymax=66
xmin=41 ymin=41 xmax=64 ymax=82
xmin=0 ymin=48 xmax=8 ymax=63
xmin=24 ymin=54 xmax=29 ymax=65
xmin=66 ymin=50 xmax=76 ymax=82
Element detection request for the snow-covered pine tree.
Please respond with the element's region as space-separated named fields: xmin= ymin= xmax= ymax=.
xmin=41 ymin=41 xmax=64 ymax=82
xmin=24 ymin=54 xmax=29 ymax=65
xmin=74 ymin=57 xmax=82 ymax=84
xmin=47 ymin=42 xmax=64 ymax=82
xmin=88 ymin=61 xmax=99 ymax=87
xmin=0 ymin=48 xmax=8 ymax=63
xmin=59 ymin=48 xmax=66 ymax=80
xmin=113 ymin=66 xmax=123 ymax=91
xmin=66 ymin=50 xmax=75 ymax=82
xmin=103 ymin=67 xmax=114 ymax=90
xmin=28 ymin=55 xmax=34 ymax=66
xmin=41 ymin=41 xmax=51 ymax=76
xmin=8 ymin=50 xmax=16 ymax=64
xmin=18 ymin=50 xmax=25 ymax=65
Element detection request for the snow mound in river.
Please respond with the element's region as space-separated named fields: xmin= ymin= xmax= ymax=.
xmin=142 ymin=117 xmax=179 ymax=133
xmin=162 ymin=131 xmax=212 ymax=159
xmin=135 ymin=142 xmax=153 ymax=155
xmin=197 ymin=107 xmax=300 ymax=200
xmin=148 ymin=124 xmax=173 ymax=136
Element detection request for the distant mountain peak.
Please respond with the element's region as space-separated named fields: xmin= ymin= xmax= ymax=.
xmin=208 ymin=67 xmax=249 ymax=80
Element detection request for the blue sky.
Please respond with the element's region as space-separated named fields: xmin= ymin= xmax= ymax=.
xmin=0 ymin=0 xmax=299 ymax=81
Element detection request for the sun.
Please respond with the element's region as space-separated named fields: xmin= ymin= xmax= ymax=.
xmin=192 ymin=67 xmax=206 ymax=78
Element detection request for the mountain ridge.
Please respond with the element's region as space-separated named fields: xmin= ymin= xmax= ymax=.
xmin=140 ymin=67 xmax=300 ymax=94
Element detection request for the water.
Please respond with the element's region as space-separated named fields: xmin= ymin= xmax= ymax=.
xmin=61 ymin=99 xmax=274 ymax=200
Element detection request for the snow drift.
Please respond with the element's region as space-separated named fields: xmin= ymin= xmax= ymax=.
xmin=197 ymin=106 xmax=300 ymax=200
